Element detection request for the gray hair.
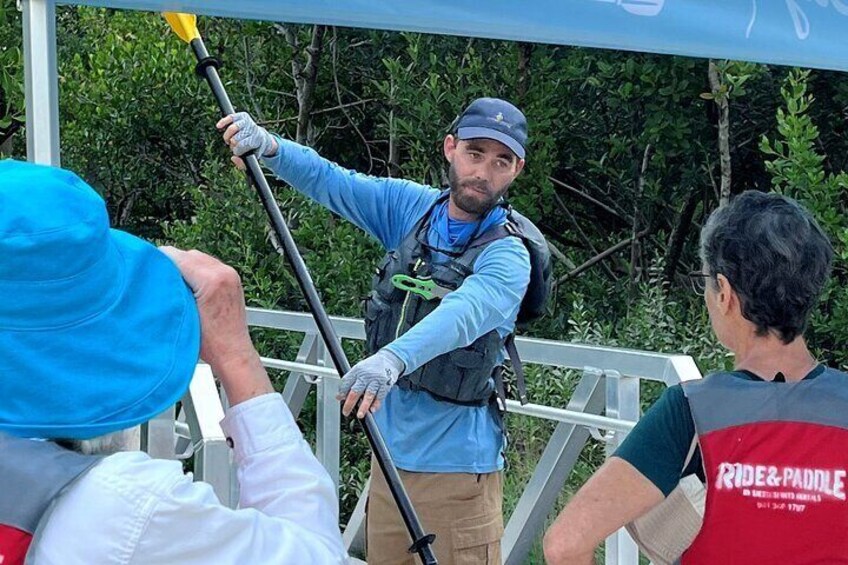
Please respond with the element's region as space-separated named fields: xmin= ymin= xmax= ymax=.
xmin=699 ymin=190 xmax=833 ymax=344
xmin=56 ymin=426 xmax=140 ymax=456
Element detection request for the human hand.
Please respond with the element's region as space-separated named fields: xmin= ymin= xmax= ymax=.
xmin=159 ymin=246 xmax=273 ymax=405
xmin=216 ymin=112 xmax=279 ymax=170
xmin=337 ymin=349 xmax=405 ymax=418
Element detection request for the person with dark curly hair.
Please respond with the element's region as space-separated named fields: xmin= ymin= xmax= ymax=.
xmin=544 ymin=190 xmax=847 ymax=564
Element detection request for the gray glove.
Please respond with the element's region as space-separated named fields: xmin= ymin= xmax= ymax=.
xmin=230 ymin=112 xmax=277 ymax=157
xmin=338 ymin=349 xmax=405 ymax=405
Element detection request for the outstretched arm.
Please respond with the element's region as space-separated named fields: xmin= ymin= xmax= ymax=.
xmin=217 ymin=112 xmax=435 ymax=250
xmin=386 ymin=236 xmax=531 ymax=374
xmin=336 ymin=237 xmax=531 ymax=417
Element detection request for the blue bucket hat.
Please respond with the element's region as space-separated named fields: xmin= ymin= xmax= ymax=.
xmin=454 ymin=97 xmax=528 ymax=159
xmin=0 ymin=160 xmax=200 ymax=440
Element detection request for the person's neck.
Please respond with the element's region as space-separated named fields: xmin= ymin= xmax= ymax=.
xmin=733 ymin=333 xmax=817 ymax=382
xmin=447 ymin=197 xmax=481 ymax=222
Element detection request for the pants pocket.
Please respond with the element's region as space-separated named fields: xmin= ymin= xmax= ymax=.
xmin=451 ymin=513 xmax=503 ymax=565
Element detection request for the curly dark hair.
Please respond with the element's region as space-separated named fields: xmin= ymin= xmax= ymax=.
xmin=699 ymin=190 xmax=833 ymax=344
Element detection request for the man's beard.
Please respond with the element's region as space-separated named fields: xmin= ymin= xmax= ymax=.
xmin=448 ymin=164 xmax=508 ymax=217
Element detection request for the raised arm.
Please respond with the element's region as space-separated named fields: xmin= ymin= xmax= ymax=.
xmin=154 ymin=248 xmax=346 ymax=562
xmin=217 ymin=112 xmax=435 ymax=250
xmin=34 ymin=248 xmax=347 ymax=565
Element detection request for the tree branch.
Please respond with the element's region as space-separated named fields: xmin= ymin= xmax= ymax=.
xmin=0 ymin=119 xmax=22 ymax=154
xmin=331 ymin=28 xmax=374 ymax=173
xmin=293 ymin=26 xmax=325 ymax=145
xmin=708 ymin=60 xmax=732 ymax=206
xmin=258 ymin=99 xmax=376 ymax=125
xmin=242 ymin=34 xmax=264 ymax=120
xmin=552 ymin=189 xmax=617 ymax=280
xmin=630 ymin=144 xmax=652 ymax=283
xmin=558 ymin=228 xmax=652 ymax=285
xmin=517 ymin=42 xmax=533 ymax=102
xmin=548 ymin=176 xmax=630 ymax=224
xmin=387 ymin=74 xmax=399 ymax=177
xmin=547 ymin=239 xmax=576 ymax=270
xmin=662 ymin=185 xmax=702 ymax=285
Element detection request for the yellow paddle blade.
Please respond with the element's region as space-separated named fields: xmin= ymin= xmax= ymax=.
xmin=163 ymin=12 xmax=200 ymax=43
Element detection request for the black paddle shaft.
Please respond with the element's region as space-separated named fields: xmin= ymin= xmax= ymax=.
xmin=188 ymin=38 xmax=437 ymax=565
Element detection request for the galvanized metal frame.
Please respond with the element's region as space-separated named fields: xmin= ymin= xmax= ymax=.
xmin=140 ymin=364 xmax=236 ymax=507
xmin=129 ymin=302 xmax=700 ymax=565
xmin=143 ymin=308 xmax=701 ymax=562
xmin=502 ymin=368 xmax=607 ymax=564
xmin=245 ymin=308 xmax=702 ymax=564
xmin=180 ymin=364 xmax=235 ymax=507
xmin=21 ymin=0 xmax=61 ymax=165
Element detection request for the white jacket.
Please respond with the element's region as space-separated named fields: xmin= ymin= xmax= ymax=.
xmin=29 ymin=394 xmax=348 ymax=564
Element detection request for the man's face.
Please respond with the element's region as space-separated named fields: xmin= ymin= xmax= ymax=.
xmin=444 ymin=136 xmax=525 ymax=217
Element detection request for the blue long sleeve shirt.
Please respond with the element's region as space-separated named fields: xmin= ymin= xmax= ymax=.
xmin=263 ymin=138 xmax=530 ymax=473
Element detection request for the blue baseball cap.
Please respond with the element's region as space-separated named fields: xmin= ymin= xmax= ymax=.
xmin=453 ymin=97 xmax=528 ymax=159
xmin=0 ymin=160 xmax=200 ymax=440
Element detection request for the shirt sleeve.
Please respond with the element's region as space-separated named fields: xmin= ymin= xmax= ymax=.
xmin=134 ymin=393 xmax=347 ymax=564
xmin=613 ymin=384 xmax=698 ymax=497
xmin=385 ymin=236 xmax=531 ymax=373
xmin=263 ymin=137 xmax=437 ymax=250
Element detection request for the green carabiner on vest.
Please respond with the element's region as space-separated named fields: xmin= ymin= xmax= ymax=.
xmin=391 ymin=274 xmax=452 ymax=301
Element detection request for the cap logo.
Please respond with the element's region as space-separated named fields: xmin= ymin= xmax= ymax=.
xmin=489 ymin=112 xmax=512 ymax=128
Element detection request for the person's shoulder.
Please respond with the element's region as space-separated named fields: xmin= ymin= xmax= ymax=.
xmin=473 ymin=236 xmax=531 ymax=275
xmin=487 ymin=232 xmax=531 ymax=254
xmin=640 ymin=383 xmax=691 ymax=425
xmin=656 ymin=383 xmax=688 ymax=411
xmin=820 ymin=366 xmax=848 ymax=379
xmin=683 ymin=370 xmax=750 ymax=389
xmin=384 ymin=180 xmax=440 ymax=215
xmin=40 ymin=451 xmax=191 ymax=547
xmin=85 ymin=451 xmax=188 ymax=498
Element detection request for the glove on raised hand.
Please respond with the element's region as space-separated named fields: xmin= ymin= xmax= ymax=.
xmin=230 ymin=112 xmax=277 ymax=157
xmin=338 ymin=349 xmax=405 ymax=416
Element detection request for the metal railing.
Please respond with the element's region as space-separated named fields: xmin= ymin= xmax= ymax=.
xmin=145 ymin=308 xmax=703 ymax=564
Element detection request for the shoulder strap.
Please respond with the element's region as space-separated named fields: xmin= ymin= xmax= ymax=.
xmin=0 ymin=434 xmax=101 ymax=565
xmin=409 ymin=191 xmax=448 ymax=241
xmin=505 ymin=334 xmax=529 ymax=405
xmin=683 ymin=433 xmax=700 ymax=471
xmin=467 ymin=223 xmax=513 ymax=249
xmin=0 ymin=434 xmax=101 ymax=534
xmin=491 ymin=335 xmax=529 ymax=411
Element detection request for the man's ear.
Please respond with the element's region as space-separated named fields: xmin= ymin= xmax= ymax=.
xmin=514 ymin=158 xmax=526 ymax=176
xmin=715 ymin=274 xmax=735 ymax=316
xmin=444 ymin=134 xmax=457 ymax=162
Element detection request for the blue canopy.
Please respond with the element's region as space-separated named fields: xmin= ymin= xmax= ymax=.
xmin=66 ymin=0 xmax=848 ymax=72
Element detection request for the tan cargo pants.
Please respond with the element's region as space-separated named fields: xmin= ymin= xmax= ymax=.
xmin=366 ymin=456 xmax=504 ymax=565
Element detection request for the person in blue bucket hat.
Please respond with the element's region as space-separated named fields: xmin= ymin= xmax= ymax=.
xmin=0 ymin=160 xmax=347 ymax=564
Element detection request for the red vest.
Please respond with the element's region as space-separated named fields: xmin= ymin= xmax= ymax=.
xmin=681 ymin=369 xmax=848 ymax=564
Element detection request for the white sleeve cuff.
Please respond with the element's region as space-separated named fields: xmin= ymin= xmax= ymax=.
xmin=219 ymin=393 xmax=301 ymax=463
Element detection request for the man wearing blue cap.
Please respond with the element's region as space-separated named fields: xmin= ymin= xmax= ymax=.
xmin=218 ymin=97 xmax=532 ymax=564
xmin=0 ymin=160 xmax=347 ymax=564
